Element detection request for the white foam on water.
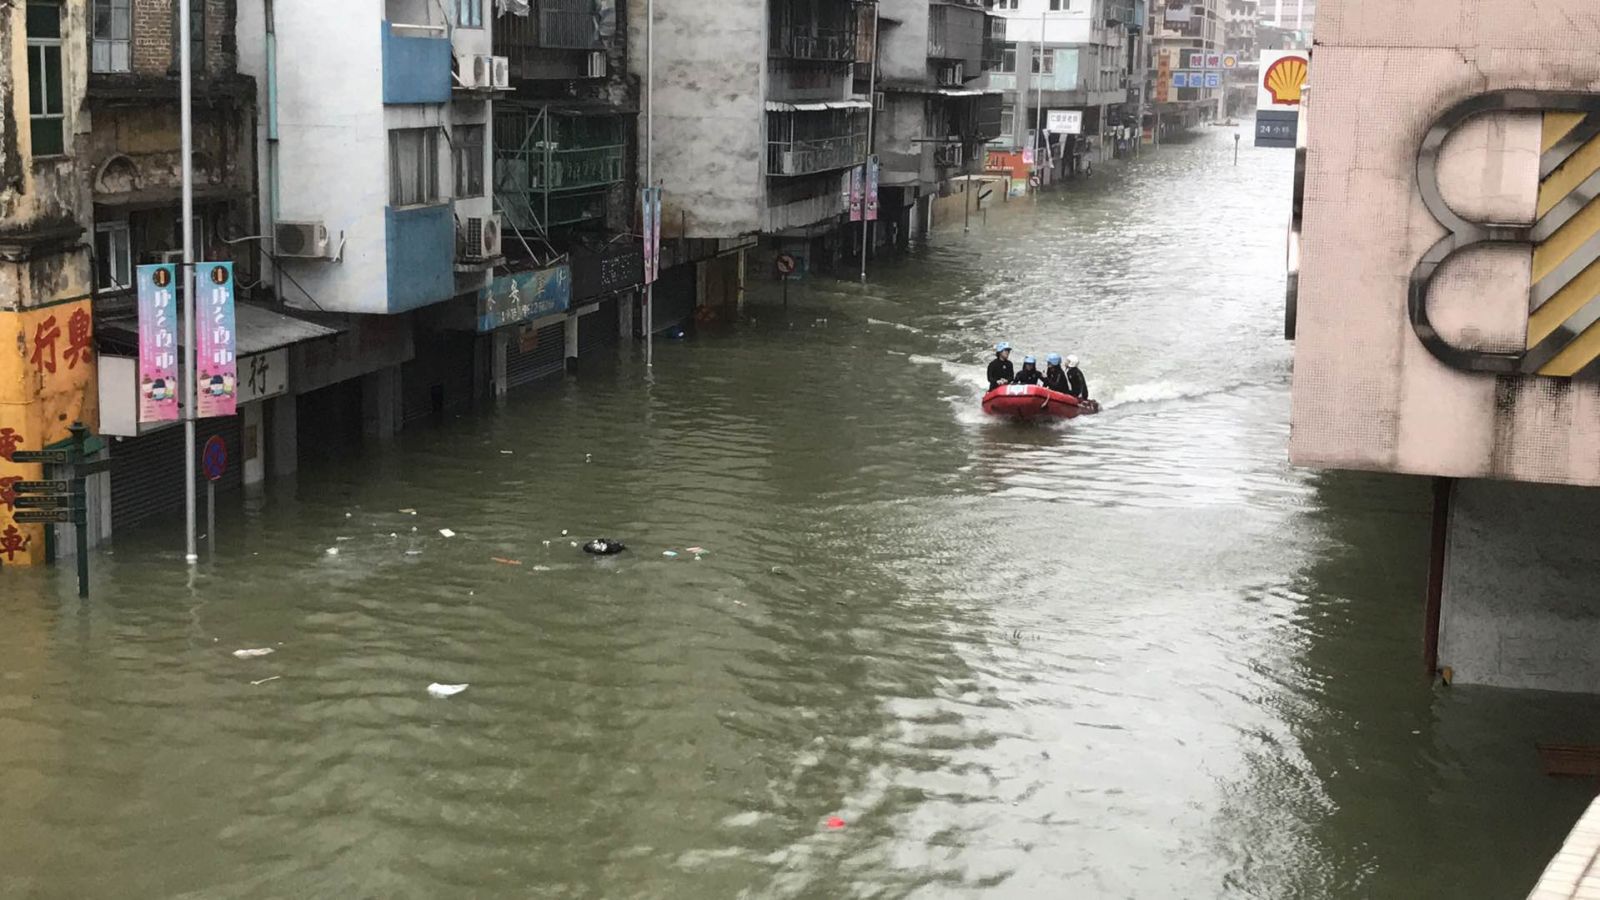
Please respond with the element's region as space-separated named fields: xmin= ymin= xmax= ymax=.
xmin=866 ymin=317 xmax=924 ymax=334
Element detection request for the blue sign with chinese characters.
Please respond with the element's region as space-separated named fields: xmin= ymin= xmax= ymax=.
xmin=1172 ymin=72 xmax=1189 ymax=89
xmin=477 ymin=264 xmax=573 ymax=333
xmin=1205 ymin=72 xmax=1222 ymax=88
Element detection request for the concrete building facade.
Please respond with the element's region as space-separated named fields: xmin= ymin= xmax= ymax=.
xmin=1290 ymin=0 xmax=1600 ymax=695
xmin=1148 ymin=0 xmax=1223 ymax=138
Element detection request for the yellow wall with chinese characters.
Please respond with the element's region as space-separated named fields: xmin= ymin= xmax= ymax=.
xmin=0 ymin=299 xmax=99 ymax=567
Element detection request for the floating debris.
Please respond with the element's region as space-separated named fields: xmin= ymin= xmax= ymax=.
xmin=399 ymin=508 xmax=418 ymax=515
xmin=663 ymin=551 xmax=679 ymax=558
xmin=325 ymin=547 xmax=340 ymax=556
xmin=825 ymin=816 xmax=846 ymax=831
xmin=439 ymin=528 xmax=457 ymax=538
xmin=491 ymin=557 xmax=523 ymax=566
xmin=427 ymin=683 xmax=469 ymax=699
xmin=250 ymin=675 xmax=281 ymax=686
xmin=233 ymin=648 xmax=275 ymax=660
xmin=584 ymin=539 xmax=626 ymax=556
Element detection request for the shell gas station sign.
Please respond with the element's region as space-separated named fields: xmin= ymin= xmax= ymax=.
xmin=1255 ymin=51 xmax=1308 ymax=148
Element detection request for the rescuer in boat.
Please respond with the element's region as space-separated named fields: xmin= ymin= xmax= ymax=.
xmin=1013 ymin=356 xmax=1044 ymax=386
xmin=1066 ymin=355 xmax=1090 ymax=401
xmin=1042 ymin=354 xmax=1071 ymax=394
xmin=987 ymin=343 xmax=1015 ymax=390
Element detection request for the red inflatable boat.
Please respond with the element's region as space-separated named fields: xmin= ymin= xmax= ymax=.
xmin=982 ymin=385 xmax=1101 ymax=420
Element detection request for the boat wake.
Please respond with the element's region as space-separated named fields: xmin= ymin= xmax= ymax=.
xmin=866 ymin=317 xmax=925 ymax=334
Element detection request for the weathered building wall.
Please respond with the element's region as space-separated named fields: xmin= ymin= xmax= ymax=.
xmin=0 ymin=2 xmax=97 ymax=567
xmin=130 ymin=0 xmax=235 ymax=77
xmin=628 ymin=0 xmax=766 ymax=238
xmin=1291 ymin=0 xmax=1600 ymax=485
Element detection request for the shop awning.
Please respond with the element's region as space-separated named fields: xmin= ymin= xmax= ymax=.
xmin=765 ymin=99 xmax=874 ymax=112
xmin=96 ymin=302 xmax=343 ymax=355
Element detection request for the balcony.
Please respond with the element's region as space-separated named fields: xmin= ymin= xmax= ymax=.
xmin=933 ymin=143 xmax=966 ymax=171
xmin=766 ymin=109 xmax=868 ymax=177
xmin=771 ymin=26 xmax=856 ymax=62
xmin=982 ymin=14 xmax=1007 ymax=71
xmin=929 ymin=2 xmax=986 ymax=69
xmin=381 ymin=20 xmax=451 ymax=105
xmin=769 ymin=0 xmax=858 ymax=62
xmin=495 ymin=106 xmax=627 ymax=233
xmin=386 ymin=203 xmax=455 ymax=312
xmin=495 ymin=0 xmax=605 ymax=81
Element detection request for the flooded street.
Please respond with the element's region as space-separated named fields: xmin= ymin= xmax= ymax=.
xmin=4 ymin=133 xmax=1599 ymax=899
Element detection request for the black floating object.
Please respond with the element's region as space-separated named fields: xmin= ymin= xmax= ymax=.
xmin=584 ymin=539 xmax=627 ymax=556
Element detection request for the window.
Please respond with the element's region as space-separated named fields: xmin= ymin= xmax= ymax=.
xmin=92 ymin=0 xmax=131 ymax=73
xmin=26 ymin=3 xmax=64 ymax=157
xmin=455 ymin=0 xmax=482 ymax=28
xmin=95 ymin=221 xmax=133 ymax=292
xmin=453 ymin=124 xmax=485 ymax=198
xmin=171 ymin=0 xmax=205 ymax=73
xmin=1050 ymin=0 xmax=1067 ymax=9
xmin=985 ymin=0 xmax=1020 ymax=8
xmin=998 ymin=106 xmax=1015 ymax=139
xmin=1000 ymin=42 xmax=1016 ymax=73
xmin=1032 ymin=48 xmax=1054 ymax=75
xmin=390 ymin=128 xmax=441 ymax=206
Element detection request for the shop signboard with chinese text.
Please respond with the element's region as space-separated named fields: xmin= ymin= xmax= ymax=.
xmin=478 ymin=265 xmax=573 ymax=332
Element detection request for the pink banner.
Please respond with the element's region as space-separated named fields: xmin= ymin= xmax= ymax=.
xmin=641 ymin=187 xmax=656 ymax=285
xmin=194 ymin=262 xmax=237 ymax=419
xmin=136 ymin=263 xmax=180 ymax=423
xmin=850 ymin=166 xmax=864 ymax=222
xmin=652 ymin=187 xmax=663 ymax=284
xmin=866 ymin=156 xmax=880 ymax=222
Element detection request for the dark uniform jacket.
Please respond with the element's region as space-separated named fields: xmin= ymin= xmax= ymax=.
xmin=987 ymin=358 xmax=1015 ymax=390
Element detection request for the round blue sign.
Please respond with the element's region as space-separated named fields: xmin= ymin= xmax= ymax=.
xmin=202 ymin=435 xmax=227 ymax=482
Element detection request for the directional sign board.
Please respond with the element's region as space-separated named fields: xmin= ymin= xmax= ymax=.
xmin=14 ymin=510 xmax=78 ymax=525
xmin=14 ymin=496 xmax=78 ymax=511
xmin=11 ymin=449 xmax=69 ymax=465
xmin=13 ymin=481 xmax=70 ymax=495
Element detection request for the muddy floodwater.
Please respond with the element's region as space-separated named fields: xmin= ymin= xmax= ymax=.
xmin=5 ymin=133 xmax=1600 ymax=899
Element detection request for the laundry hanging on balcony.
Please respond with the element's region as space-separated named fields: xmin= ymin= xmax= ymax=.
xmin=496 ymin=0 xmax=531 ymax=16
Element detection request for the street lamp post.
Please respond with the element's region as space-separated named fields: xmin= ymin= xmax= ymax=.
xmin=180 ymin=0 xmax=198 ymax=563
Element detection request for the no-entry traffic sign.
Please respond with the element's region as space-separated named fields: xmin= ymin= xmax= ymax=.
xmin=202 ymin=435 xmax=227 ymax=482
xmin=775 ymin=254 xmax=797 ymax=276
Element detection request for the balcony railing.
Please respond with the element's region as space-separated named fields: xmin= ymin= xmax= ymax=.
xmin=982 ymin=14 xmax=1006 ymax=71
xmin=540 ymin=1 xmax=603 ymax=49
xmin=771 ymin=26 xmax=856 ymax=62
xmin=495 ymin=0 xmax=604 ymax=77
xmin=495 ymin=106 xmax=627 ymax=233
xmin=767 ymin=134 xmax=867 ymax=177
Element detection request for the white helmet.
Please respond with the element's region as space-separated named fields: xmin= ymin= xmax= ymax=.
xmin=1067 ymin=355 xmax=1079 ymax=367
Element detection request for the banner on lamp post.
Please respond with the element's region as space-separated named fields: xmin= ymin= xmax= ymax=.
xmin=865 ymin=155 xmax=879 ymax=222
xmin=641 ymin=187 xmax=660 ymax=285
xmin=651 ymin=186 xmax=663 ymax=284
xmin=849 ymin=165 xmax=864 ymax=222
xmin=193 ymin=262 xmax=237 ymax=418
xmin=136 ymin=263 xmax=180 ymax=423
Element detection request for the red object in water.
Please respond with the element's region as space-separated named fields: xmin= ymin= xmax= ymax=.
xmin=825 ymin=816 xmax=847 ymax=830
xmin=981 ymin=385 xmax=1101 ymax=421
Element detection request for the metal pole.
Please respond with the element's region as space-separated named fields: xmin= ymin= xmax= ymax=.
xmin=1034 ymin=7 xmax=1046 ymax=196
xmin=645 ymin=0 xmax=654 ymax=367
xmin=207 ymin=480 xmax=215 ymax=553
xmin=71 ymin=423 xmax=88 ymax=598
xmin=859 ymin=1 xmax=879 ymax=284
xmin=180 ymin=0 xmax=198 ymax=564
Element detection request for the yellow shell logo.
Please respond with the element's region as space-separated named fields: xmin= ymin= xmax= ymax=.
xmin=1264 ymin=56 xmax=1308 ymax=105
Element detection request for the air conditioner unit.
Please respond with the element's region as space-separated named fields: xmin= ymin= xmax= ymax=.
xmin=874 ymin=91 xmax=886 ymax=111
xmin=492 ymin=55 xmax=511 ymax=90
xmin=585 ymin=51 xmax=606 ymax=79
xmin=275 ymin=221 xmax=330 ymax=259
xmin=456 ymin=54 xmax=482 ymax=89
xmin=461 ymin=214 xmax=502 ymax=261
xmin=473 ymin=55 xmax=496 ymax=91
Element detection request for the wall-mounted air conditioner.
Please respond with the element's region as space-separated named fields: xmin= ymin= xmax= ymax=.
xmin=874 ymin=91 xmax=886 ymax=111
xmin=461 ymin=214 xmax=502 ymax=261
xmin=586 ymin=51 xmax=606 ymax=79
xmin=275 ymin=221 xmax=330 ymax=259
xmin=492 ymin=56 xmax=511 ymax=90
xmin=456 ymin=54 xmax=483 ymax=89
xmin=473 ymin=55 xmax=496 ymax=91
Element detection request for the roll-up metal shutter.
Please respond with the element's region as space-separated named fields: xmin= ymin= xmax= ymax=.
xmin=403 ymin=331 xmax=481 ymax=427
xmin=110 ymin=418 xmax=243 ymax=532
xmin=653 ymin=264 xmax=696 ymax=332
xmin=506 ymin=321 xmax=566 ymax=388
xmin=578 ymin=298 xmax=619 ymax=355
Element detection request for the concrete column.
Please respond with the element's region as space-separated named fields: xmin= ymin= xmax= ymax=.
xmin=491 ymin=329 xmax=509 ymax=398
xmin=361 ymin=366 xmax=400 ymax=443
xmin=618 ymin=290 xmax=635 ymax=342
xmin=564 ymin=313 xmax=579 ymax=374
xmin=270 ymin=393 xmax=298 ymax=478
xmin=242 ymin=401 xmax=266 ymax=488
xmin=1438 ymin=479 xmax=1600 ymax=694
